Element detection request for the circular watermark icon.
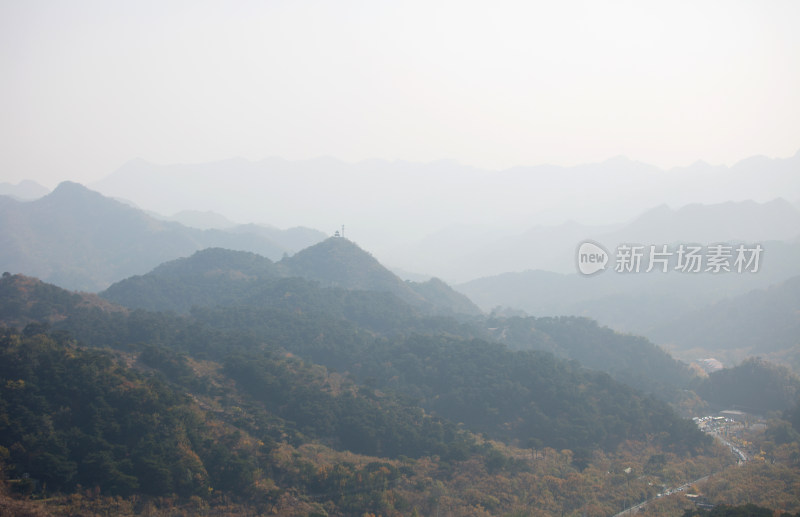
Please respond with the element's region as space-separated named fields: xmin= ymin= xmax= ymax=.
xmin=576 ymin=240 xmax=609 ymax=276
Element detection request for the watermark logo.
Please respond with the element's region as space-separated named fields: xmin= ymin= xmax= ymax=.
xmin=576 ymin=241 xmax=763 ymax=276
xmin=576 ymin=241 xmax=609 ymax=276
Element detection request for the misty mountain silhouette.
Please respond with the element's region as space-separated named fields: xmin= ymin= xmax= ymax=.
xmin=649 ymin=274 xmax=800 ymax=366
xmin=89 ymin=152 xmax=800 ymax=278
xmin=0 ymin=182 xmax=324 ymax=291
xmin=103 ymin=238 xmax=481 ymax=317
xmin=0 ymin=179 xmax=49 ymax=201
xmin=280 ymin=237 xmax=410 ymax=293
xmin=280 ymin=237 xmax=482 ymax=315
xmin=456 ymin=236 xmax=800 ymax=355
xmin=148 ymin=247 xmax=278 ymax=279
xmin=414 ymin=198 xmax=800 ymax=281
xmin=617 ymin=198 xmax=800 ymax=244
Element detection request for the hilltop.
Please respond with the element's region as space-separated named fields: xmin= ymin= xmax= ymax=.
xmin=103 ymin=238 xmax=482 ymax=317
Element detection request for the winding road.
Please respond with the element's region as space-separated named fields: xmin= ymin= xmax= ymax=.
xmin=612 ymin=429 xmax=747 ymax=516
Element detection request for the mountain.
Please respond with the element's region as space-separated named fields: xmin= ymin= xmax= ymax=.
xmin=90 ymin=153 xmax=800 ymax=278
xmin=388 ymin=220 xmax=620 ymax=282
xmin=154 ymin=211 xmax=329 ymax=251
xmin=102 ymin=239 xmax=482 ymax=317
xmin=457 ymin=237 xmax=800 ymax=338
xmin=406 ymin=198 xmax=800 ymax=282
xmin=696 ymin=357 xmax=800 ymax=413
xmin=603 ymin=198 xmax=800 ymax=245
xmin=228 ymin=223 xmax=328 ymax=253
xmin=1 ymin=274 xmax=727 ymax=515
xmin=3 ymin=273 xmax=709 ymax=455
xmin=99 ymin=247 xmax=702 ymax=406
xmin=0 ymin=179 xmax=49 ymax=200
xmin=483 ymin=314 xmax=697 ymax=398
xmin=649 ymin=275 xmax=800 ymax=369
xmin=0 ymin=182 xmax=326 ymax=291
xmin=407 ymin=277 xmax=486 ymax=316
xmin=149 ymin=247 xmax=277 ymax=278
xmin=156 ymin=209 xmax=237 ymax=229
xmin=279 ymin=237 xmax=482 ymax=315
xmin=279 ymin=237 xmax=419 ymax=297
xmin=0 ymin=273 xmax=127 ymax=329
xmin=0 ymin=314 xmax=474 ymax=513
xmin=100 ymin=248 xmax=280 ymax=314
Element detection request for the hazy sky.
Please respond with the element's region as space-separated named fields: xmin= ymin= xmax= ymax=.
xmin=2 ymin=0 xmax=799 ymax=188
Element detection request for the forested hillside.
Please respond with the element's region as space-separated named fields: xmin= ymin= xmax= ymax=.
xmin=486 ymin=315 xmax=697 ymax=397
xmin=103 ymin=240 xmax=482 ymax=317
xmin=3 ymin=265 xmax=799 ymax=515
xmin=101 ymin=247 xmax=699 ymax=402
xmin=696 ymin=358 xmax=800 ymax=413
xmin=5 ymin=2 xmax=800 ymax=514
xmin=650 ymin=276 xmax=800 ymax=369
xmin=2 ymin=273 xmax=708 ymax=454
xmin=0 ymin=272 xmax=736 ymax=516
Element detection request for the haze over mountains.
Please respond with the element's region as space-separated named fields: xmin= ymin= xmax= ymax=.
xmin=651 ymin=275 xmax=800 ymax=369
xmin=7 ymin=152 xmax=799 ymax=283
xmin=2 ymin=153 xmax=799 ymax=369
xmin=2 ymin=156 xmax=800 ymax=514
xmin=404 ymin=198 xmax=800 ymax=280
xmin=4 ymin=0 xmax=800 ymax=511
xmin=89 ymin=152 xmax=800 ymax=279
xmin=102 ymin=239 xmax=482 ymax=318
xmin=0 ymin=181 xmax=326 ymax=291
xmin=0 ymin=179 xmax=49 ymax=201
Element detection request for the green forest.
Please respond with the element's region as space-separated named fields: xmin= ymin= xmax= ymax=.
xmin=1 ymin=257 xmax=799 ymax=516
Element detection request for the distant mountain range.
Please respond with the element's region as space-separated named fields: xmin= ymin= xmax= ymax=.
xmin=3 ymin=154 xmax=800 ymax=513
xmin=8 ymin=152 xmax=799 ymax=283
xmin=650 ymin=275 xmax=800 ymax=369
xmin=460 ymin=232 xmax=799 ymax=310
xmin=88 ymin=152 xmax=800 ymax=279
xmin=4 ymin=180 xmax=798 ymax=353
xmin=402 ymin=198 xmax=800 ymax=281
xmin=154 ymin=209 xmax=238 ymax=229
xmin=102 ymin=238 xmax=482 ymax=317
xmin=0 ymin=179 xmax=49 ymax=200
xmin=452 ymin=198 xmax=800 ymax=336
xmin=457 ymin=256 xmax=800 ymax=370
xmin=0 ymin=182 xmax=327 ymax=291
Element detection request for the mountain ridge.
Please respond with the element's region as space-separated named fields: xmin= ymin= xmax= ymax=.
xmin=0 ymin=182 xmax=327 ymax=291
xmin=456 ymin=237 xmax=800 ymax=342
xmin=88 ymin=152 xmax=800 ymax=270
xmin=102 ymin=238 xmax=482 ymax=317
xmin=651 ymin=275 xmax=800 ymax=369
xmin=1 ymin=272 xmax=709 ymax=457
xmin=0 ymin=179 xmax=50 ymax=200
xmin=400 ymin=198 xmax=800 ymax=282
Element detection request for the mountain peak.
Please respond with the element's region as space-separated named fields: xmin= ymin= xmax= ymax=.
xmin=293 ymin=236 xmax=376 ymax=257
xmin=47 ymin=181 xmax=113 ymax=205
xmin=280 ymin=237 xmax=400 ymax=292
xmin=279 ymin=237 xmax=482 ymax=315
xmin=40 ymin=181 xmax=149 ymax=224
xmin=151 ymin=248 xmax=276 ymax=278
xmin=0 ymin=273 xmax=127 ymax=327
xmin=55 ymin=180 xmax=92 ymax=190
xmin=51 ymin=180 xmax=91 ymax=194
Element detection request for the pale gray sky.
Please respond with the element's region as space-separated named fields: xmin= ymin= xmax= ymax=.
xmin=2 ymin=0 xmax=799 ymax=187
